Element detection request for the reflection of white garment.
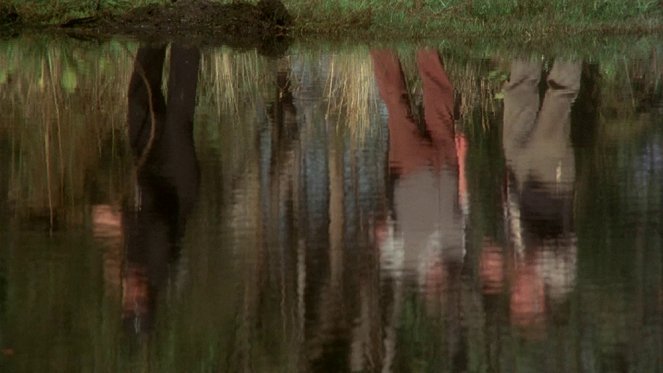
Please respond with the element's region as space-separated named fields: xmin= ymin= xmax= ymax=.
xmin=393 ymin=167 xmax=465 ymax=270
xmin=537 ymin=238 xmax=578 ymax=301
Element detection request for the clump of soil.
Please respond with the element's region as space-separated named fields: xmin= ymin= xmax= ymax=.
xmin=0 ymin=4 xmax=20 ymax=25
xmin=78 ymin=0 xmax=292 ymax=53
xmin=0 ymin=4 xmax=20 ymax=38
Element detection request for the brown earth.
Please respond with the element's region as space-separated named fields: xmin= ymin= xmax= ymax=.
xmin=0 ymin=4 xmax=20 ymax=37
xmin=66 ymin=0 xmax=292 ymax=54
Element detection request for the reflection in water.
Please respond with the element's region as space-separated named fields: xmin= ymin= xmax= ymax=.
xmin=498 ymin=59 xmax=580 ymax=330
xmin=1 ymin=38 xmax=662 ymax=372
xmin=370 ymin=49 xmax=468 ymax=371
xmin=123 ymin=44 xmax=201 ymax=334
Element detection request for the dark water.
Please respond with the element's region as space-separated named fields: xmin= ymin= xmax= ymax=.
xmin=0 ymin=36 xmax=662 ymax=372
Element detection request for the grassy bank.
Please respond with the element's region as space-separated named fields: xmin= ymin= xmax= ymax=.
xmin=2 ymin=0 xmax=662 ymax=40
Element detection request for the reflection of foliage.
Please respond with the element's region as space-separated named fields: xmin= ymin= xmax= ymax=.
xmin=0 ymin=36 xmax=136 ymax=225
xmin=321 ymin=46 xmax=381 ymax=144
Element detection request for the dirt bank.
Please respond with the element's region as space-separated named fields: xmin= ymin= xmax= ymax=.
xmin=64 ymin=0 xmax=292 ymax=54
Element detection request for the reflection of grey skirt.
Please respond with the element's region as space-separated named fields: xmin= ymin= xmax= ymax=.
xmin=392 ymin=167 xmax=465 ymax=269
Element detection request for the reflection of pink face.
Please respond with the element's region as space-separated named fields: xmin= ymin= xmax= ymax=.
xmin=510 ymin=266 xmax=545 ymax=328
xmin=122 ymin=266 xmax=149 ymax=318
xmin=479 ymin=245 xmax=504 ymax=294
xmin=92 ymin=204 xmax=122 ymax=238
xmin=372 ymin=219 xmax=389 ymax=248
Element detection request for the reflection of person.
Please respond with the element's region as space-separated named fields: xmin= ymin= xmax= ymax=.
xmin=371 ymin=49 xmax=466 ymax=275
xmin=482 ymin=59 xmax=581 ymax=329
xmin=503 ymin=60 xmax=580 ymax=195
xmin=370 ymin=49 xmax=467 ymax=371
xmin=122 ymin=44 xmax=201 ymax=334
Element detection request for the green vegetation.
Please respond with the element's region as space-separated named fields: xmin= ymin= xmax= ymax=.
xmin=2 ymin=0 xmax=662 ymax=40
xmin=289 ymin=0 xmax=662 ymax=39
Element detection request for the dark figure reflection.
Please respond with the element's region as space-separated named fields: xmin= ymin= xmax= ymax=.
xmin=370 ymin=49 xmax=469 ymax=372
xmin=481 ymin=59 xmax=581 ymax=331
xmin=122 ymin=44 xmax=201 ymax=334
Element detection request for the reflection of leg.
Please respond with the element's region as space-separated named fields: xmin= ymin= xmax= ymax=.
xmin=122 ymin=45 xmax=201 ymax=337
xmin=165 ymin=45 xmax=201 ymax=134
xmin=510 ymin=265 xmax=545 ymax=328
xmin=273 ymin=59 xmax=298 ymax=140
xmin=122 ymin=264 xmax=152 ymax=333
xmin=525 ymin=60 xmax=581 ymax=186
xmin=128 ymin=45 xmax=167 ymax=157
xmin=502 ymin=60 xmax=541 ymax=160
xmin=125 ymin=45 xmax=169 ymax=335
xmin=502 ymin=60 xmax=541 ymax=256
xmin=370 ymin=50 xmax=414 ymax=122
xmin=371 ymin=50 xmax=431 ymax=175
xmin=416 ymin=49 xmax=457 ymax=169
xmin=130 ymin=45 xmax=167 ymax=93
xmin=547 ymin=61 xmax=582 ymax=93
xmin=161 ymin=45 xmax=201 ymax=216
xmin=412 ymin=50 xmax=464 ymax=263
xmin=533 ymin=61 xmax=581 ymax=147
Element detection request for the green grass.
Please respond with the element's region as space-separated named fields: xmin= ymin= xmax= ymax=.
xmin=1 ymin=0 xmax=167 ymax=25
xmin=287 ymin=0 xmax=663 ymax=40
xmin=2 ymin=0 xmax=662 ymax=40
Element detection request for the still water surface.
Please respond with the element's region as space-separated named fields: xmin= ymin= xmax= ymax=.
xmin=0 ymin=36 xmax=662 ymax=372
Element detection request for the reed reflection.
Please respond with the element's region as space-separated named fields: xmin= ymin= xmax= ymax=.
xmin=122 ymin=44 xmax=201 ymax=334
xmin=480 ymin=59 xmax=581 ymax=331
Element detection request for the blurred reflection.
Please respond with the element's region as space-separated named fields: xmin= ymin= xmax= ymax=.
xmin=370 ymin=49 xmax=468 ymax=371
xmin=122 ymin=44 xmax=201 ymax=334
xmin=92 ymin=205 xmax=124 ymax=296
xmin=371 ymin=49 xmax=467 ymax=273
xmin=6 ymin=37 xmax=663 ymax=372
xmin=481 ymin=59 xmax=581 ymax=331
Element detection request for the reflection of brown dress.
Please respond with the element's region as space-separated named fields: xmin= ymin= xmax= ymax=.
xmin=371 ymin=49 xmax=464 ymax=268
